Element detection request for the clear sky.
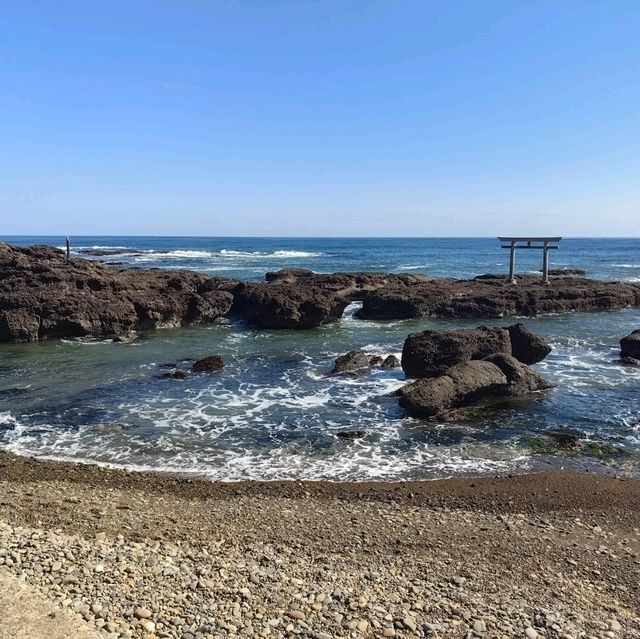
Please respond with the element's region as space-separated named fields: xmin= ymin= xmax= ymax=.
xmin=1 ymin=1 xmax=639 ymax=236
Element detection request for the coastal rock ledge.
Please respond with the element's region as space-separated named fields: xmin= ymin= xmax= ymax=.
xmin=0 ymin=243 xmax=233 ymax=342
xmin=1 ymin=245 xmax=640 ymax=341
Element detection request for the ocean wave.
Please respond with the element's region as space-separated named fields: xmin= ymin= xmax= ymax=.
xmin=219 ymin=249 xmax=322 ymax=258
xmin=396 ymin=264 xmax=431 ymax=271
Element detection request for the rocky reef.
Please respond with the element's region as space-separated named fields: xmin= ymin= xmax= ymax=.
xmin=0 ymin=243 xmax=233 ymax=342
xmin=1 ymin=244 xmax=639 ymax=342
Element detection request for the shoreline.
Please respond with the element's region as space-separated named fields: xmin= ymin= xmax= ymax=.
xmin=2 ymin=450 xmax=640 ymax=513
xmin=1 ymin=452 xmax=639 ymax=638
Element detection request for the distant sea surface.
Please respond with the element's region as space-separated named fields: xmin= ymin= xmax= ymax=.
xmin=1 ymin=236 xmax=639 ymax=481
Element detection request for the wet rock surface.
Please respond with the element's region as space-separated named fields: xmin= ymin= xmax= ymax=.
xmin=330 ymin=351 xmax=399 ymax=375
xmin=620 ymin=330 xmax=640 ymax=360
xmin=192 ymin=355 xmax=224 ymax=373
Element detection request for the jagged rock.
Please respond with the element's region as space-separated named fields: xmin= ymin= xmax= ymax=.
xmin=401 ymin=327 xmax=512 ymax=378
xmin=192 ymin=356 xmax=224 ymax=373
xmin=381 ymin=355 xmax=400 ymax=369
xmin=397 ymin=360 xmax=508 ymax=417
xmin=0 ymin=243 xmax=233 ymax=342
xmin=507 ymin=323 xmax=551 ymax=365
xmin=620 ymin=329 xmax=640 ymax=360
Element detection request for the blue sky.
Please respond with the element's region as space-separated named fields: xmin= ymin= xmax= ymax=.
xmin=1 ymin=1 xmax=639 ymax=236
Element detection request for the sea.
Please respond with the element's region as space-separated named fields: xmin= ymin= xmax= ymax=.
xmin=1 ymin=236 xmax=639 ymax=481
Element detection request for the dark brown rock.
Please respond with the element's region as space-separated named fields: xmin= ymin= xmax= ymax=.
xmin=331 ymin=351 xmax=377 ymax=375
xmin=0 ymin=243 xmax=233 ymax=342
xmin=397 ymin=360 xmax=508 ymax=417
xmin=401 ymin=327 xmax=512 ymax=378
xmin=507 ymin=323 xmax=551 ymax=365
xmin=336 ymin=431 xmax=366 ymax=439
xmin=381 ymin=355 xmax=400 ymax=369
xmin=360 ymin=276 xmax=640 ymax=321
xmin=620 ymin=329 xmax=640 ymax=360
xmin=482 ymin=353 xmax=552 ymax=395
xmin=192 ymin=356 xmax=224 ymax=373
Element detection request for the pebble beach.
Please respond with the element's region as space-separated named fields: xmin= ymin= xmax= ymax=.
xmin=0 ymin=453 xmax=639 ymax=639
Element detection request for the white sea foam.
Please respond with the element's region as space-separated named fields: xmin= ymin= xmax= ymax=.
xmin=219 ymin=249 xmax=322 ymax=258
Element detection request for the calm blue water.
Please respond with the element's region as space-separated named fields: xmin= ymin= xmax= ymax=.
xmin=1 ymin=236 xmax=639 ymax=481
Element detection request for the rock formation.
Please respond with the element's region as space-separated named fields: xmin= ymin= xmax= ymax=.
xmin=0 ymin=243 xmax=233 ymax=342
xmin=401 ymin=323 xmax=550 ymax=378
xmin=397 ymin=325 xmax=552 ymax=418
xmin=620 ymin=329 xmax=640 ymax=364
xmin=1 ymin=244 xmax=639 ymax=341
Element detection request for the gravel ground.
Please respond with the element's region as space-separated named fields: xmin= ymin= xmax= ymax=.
xmin=0 ymin=453 xmax=638 ymax=639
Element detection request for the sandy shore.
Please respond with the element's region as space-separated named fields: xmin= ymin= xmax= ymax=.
xmin=0 ymin=452 xmax=639 ymax=639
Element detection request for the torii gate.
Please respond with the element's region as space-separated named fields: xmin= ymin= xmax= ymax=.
xmin=498 ymin=236 xmax=562 ymax=284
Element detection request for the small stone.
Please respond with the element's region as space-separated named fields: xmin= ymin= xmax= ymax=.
xmin=93 ymin=564 xmax=105 ymax=573
xmin=142 ymin=620 xmax=156 ymax=633
xmin=473 ymin=619 xmax=486 ymax=634
xmin=356 ymin=620 xmax=368 ymax=632
xmin=287 ymin=611 xmax=305 ymax=620
xmin=383 ymin=629 xmax=396 ymax=637
xmin=608 ymin=620 xmax=622 ymax=633
xmin=525 ymin=628 xmax=537 ymax=639
xmin=135 ymin=607 xmax=153 ymax=620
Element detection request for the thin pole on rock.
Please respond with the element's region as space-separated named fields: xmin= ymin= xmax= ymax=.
xmin=65 ymin=236 xmax=71 ymax=259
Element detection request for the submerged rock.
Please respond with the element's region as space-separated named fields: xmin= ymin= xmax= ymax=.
xmin=193 ymin=356 xmax=224 ymax=373
xmin=620 ymin=329 xmax=640 ymax=360
xmin=335 ymin=430 xmax=366 ymax=439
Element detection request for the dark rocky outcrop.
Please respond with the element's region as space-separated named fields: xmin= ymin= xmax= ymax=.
xmin=330 ymin=351 xmax=399 ymax=375
xmin=401 ymin=327 xmax=512 ymax=378
xmin=397 ymin=355 xmax=551 ymax=418
xmin=397 ymin=325 xmax=552 ymax=418
xmin=359 ymin=275 xmax=640 ymax=322
xmin=0 ymin=244 xmax=233 ymax=342
xmin=381 ymin=354 xmax=400 ymax=369
xmin=507 ymin=323 xmax=551 ymax=365
xmin=192 ymin=356 xmax=224 ymax=373
xmin=620 ymin=330 xmax=640 ymax=361
xmin=397 ymin=360 xmax=508 ymax=417
xmin=483 ymin=353 xmax=552 ymax=396
xmin=2 ymin=244 xmax=639 ymax=339
xmin=401 ymin=324 xmax=552 ymax=378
